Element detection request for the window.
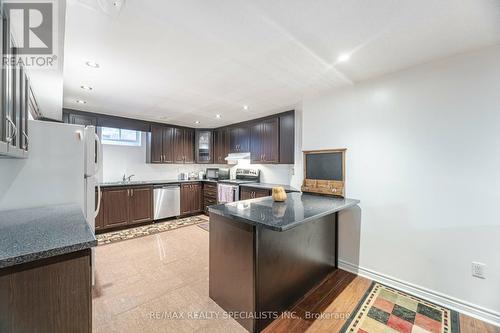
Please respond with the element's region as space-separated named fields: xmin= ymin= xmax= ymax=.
xmin=101 ymin=127 xmax=142 ymax=146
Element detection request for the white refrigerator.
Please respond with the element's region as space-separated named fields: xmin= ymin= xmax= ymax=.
xmin=0 ymin=119 xmax=102 ymax=232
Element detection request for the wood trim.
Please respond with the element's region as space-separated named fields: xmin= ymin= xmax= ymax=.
xmin=302 ymin=148 xmax=346 ymax=197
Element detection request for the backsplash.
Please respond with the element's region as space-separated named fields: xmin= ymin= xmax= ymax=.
xmin=100 ymin=133 xmax=294 ymax=185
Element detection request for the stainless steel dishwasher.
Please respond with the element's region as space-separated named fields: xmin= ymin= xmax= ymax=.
xmin=154 ymin=184 xmax=180 ymax=220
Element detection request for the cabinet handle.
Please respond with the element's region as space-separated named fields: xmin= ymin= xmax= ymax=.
xmin=131 ymin=189 xmax=134 ymax=196
xmin=6 ymin=116 xmax=17 ymax=143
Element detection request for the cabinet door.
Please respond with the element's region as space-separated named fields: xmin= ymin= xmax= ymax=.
xmin=193 ymin=183 xmax=202 ymax=212
xmin=180 ymin=184 xmax=191 ymax=214
xmin=173 ymin=128 xmax=185 ymax=163
xmin=240 ymin=188 xmax=253 ymax=200
xmin=150 ymin=125 xmax=163 ymax=163
xmin=162 ymin=127 xmax=174 ymax=163
xmin=238 ymin=126 xmax=250 ymax=153
xmin=103 ymin=188 xmax=129 ymax=227
xmin=129 ymin=187 xmax=153 ymax=225
xmin=95 ymin=190 xmax=104 ymax=230
xmin=183 ymin=129 xmax=195 ymax=163
xmin=279 ymin=113 xmax=295 ymax=164
xmin=214 ymin=129 xmax=229 ymax=164
xmin=229 ymin=127 xmax=239 ymax=153
xmin=250 ymin=122 xmax=263 ymax=162
xmin=262 ymin=118 xmax=279 ymax=163
xmin=254 ymin=188 xmax=271 ymax=198
xmin=195 ymin=130 xmax=213 ymax=163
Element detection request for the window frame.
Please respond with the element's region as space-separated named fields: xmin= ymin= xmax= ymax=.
xmin=100 ymin=127 xmax=142 ymax=147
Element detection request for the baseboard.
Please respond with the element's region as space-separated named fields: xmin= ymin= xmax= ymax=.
xmin=338 ymin=259 xmax=500 ymax=328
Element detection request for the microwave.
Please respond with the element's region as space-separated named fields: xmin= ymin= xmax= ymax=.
xmin=206 ymin=168 xmax=219 ymax=180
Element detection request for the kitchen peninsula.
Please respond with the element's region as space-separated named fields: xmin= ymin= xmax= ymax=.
xmin=208 ymin=192 xmax=360 ymax=332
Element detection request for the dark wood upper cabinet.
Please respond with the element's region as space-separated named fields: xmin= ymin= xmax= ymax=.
xmin=250 ymin=118 xmax=278 ymax=163
xmin=183 ymin=128 xmax=195 ymax=163
xmin=229 ymin=126 xmax=250 ymax=153
xmin=173 ymin=127 xmax=194 ymax=164
xmin=162 ymin=127 xmax=174 ymax=163
xmin=129 ymin=187 xmax=153 ymax=225
xmin=149 ymin=125 xmax=163 ymax=163
xmin=214 ymin=128 xmax=229 ymax=164
xmin=279 ymin=112 xmax=295 ymax=164
xmin=195 ymin=130 xmax=213 ymax=164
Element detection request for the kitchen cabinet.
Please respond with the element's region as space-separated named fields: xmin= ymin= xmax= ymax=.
xmin=279 ymin=112 xmax=295 ymax=164
xmin=0 ymin=11 xmax=30 ymax=159
xmin=129 ymin=187 xmax=154 ymax=225
xmin=240 ymin=187 xmax=271 ymax=200
xmin=214 ymin=128 xmax=229 ymax=164
xmin=174 ymin=128 xmax=195 ymax=164
xmin=180 ymin=183 xmax=202 ymax=215
xmin=195 ymin=130 xmax=213 ymax=163
xmin=98 ymin=186 xmax=153 ymax=230
xmin=250 ymin=118 xmax=279 ymax=163
xmin=229 ymin=125 xmax=250 ymax=153
xmin=147 ymin=125 xmax=174 ymax=163
xmin=202 ymin=182 xmax=217 ymax=214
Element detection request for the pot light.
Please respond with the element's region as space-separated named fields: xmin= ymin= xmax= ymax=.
xmin=85 ymin=61 xmax=100 ymax=68
xmin=243 ymin=105 xmax=249 ymax=111
xmin=337 ymin=53 xmax=350 ymax=63
xmin=194 ymin=120 xmax=200 ymax=124
xmin=216 ymin=114 xmax=221 ymax=119
xmin=80 ymin=85 xmax=93 ymax=91
xmin=76 ymin=100 xmax=87 ymax=104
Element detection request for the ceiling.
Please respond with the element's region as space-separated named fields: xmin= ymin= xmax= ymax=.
xmin=62 ymin=0 xmax=500 ymax=127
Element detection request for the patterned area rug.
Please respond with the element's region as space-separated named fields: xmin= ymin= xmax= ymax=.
xmin=197 ymin=222 xmax=209 ymax=232
xmin=97 ymin=215 xmax=208 ymax=246
xmin=341 ymin=282 xmax=460 ymax=333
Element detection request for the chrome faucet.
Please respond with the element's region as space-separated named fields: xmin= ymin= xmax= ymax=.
xmin=122 ymin=174 xmax=135 ymax=182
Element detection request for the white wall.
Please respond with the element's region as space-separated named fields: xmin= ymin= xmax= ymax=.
xmin=302 ymin=46 xmax=500 ymax=320
xmin=101 ymin=134 xmax=294 ymax=184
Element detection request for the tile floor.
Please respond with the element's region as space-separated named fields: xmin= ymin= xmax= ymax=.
xmin=92 ymin=217 xmax=246 ymax=333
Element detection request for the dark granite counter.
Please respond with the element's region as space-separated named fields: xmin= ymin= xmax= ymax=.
xmin=239 ymin=183 xmax=299 ymax=192
xmin=208 ymin=192 xmax=359 ymax=231
xmin=99 ymin=179 xmax=216 ymax=187
xmin=0 ymin=204 xmax=97 ymax=269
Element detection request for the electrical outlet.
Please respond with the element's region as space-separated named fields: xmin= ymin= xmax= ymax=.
xmin=471 ymin=262 xmax=486 ymax=279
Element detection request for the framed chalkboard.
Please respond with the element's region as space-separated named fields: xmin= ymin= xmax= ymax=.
xmin=306 ymin=152 xmax=343 ymax=180
xmin=302 ymin=149 xmax=346 ymax=196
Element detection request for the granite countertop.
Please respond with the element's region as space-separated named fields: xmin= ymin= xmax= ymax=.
xmin=0 ymin=204 xmax=97 ymax=269
xmin=99 ymin=179 xmax=216 ymax=187
xmin=208 ymin=192 xmax=360 ymax=232
xmin=239 ymin=183 xmax=299 ymax=192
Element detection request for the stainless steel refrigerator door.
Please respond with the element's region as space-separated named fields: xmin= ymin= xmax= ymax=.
xmin=154 ymin=186 xmax=180 ymax=220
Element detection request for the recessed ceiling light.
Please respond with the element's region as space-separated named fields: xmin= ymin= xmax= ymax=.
xmin=194 ymin=120 xmax=200 ymax=124
xmin=76 ymin=100 xmax=87 ymax=104
xmin=337 ymin=53 xmax=350 ymax=63
xmin=85 ymin=61 xmax=100 ymax=68
xmin=243 ymin=105 xmax=249 ymax=111
xmin=80 ymin=85 xmax=93 ymax=91
xmin=216 ymin=114 xmax=221 ymax=119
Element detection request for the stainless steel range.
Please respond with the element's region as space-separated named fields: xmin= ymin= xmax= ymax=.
xmin=217 ymin=168 xmax=260 ymax=203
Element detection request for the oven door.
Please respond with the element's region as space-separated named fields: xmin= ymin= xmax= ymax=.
xmin=217 ymin=183 xmax=239 ymax=203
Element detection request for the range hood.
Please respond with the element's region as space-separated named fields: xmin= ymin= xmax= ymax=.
xmin=224 ymin=152 xmax=250 ymax=164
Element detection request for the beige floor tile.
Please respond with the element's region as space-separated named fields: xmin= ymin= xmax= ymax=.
xmin=93 ymin=218 xmax=243 ymax=333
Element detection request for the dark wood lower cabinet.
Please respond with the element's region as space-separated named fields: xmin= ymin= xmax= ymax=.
xmin=129 ymin=187 xmax=154 ymax=225
xmin=203 ymin=182 xmax=218 ymax=214
xmin=181 ymin=183 xmax=202 ymax=215
xmin=240 ymin=187 xmax=271 ymax=200
xmin=0 ymin=249 xmax=92 ymax=333
xmin=96 ymin=186 xmax=153 ymax=231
